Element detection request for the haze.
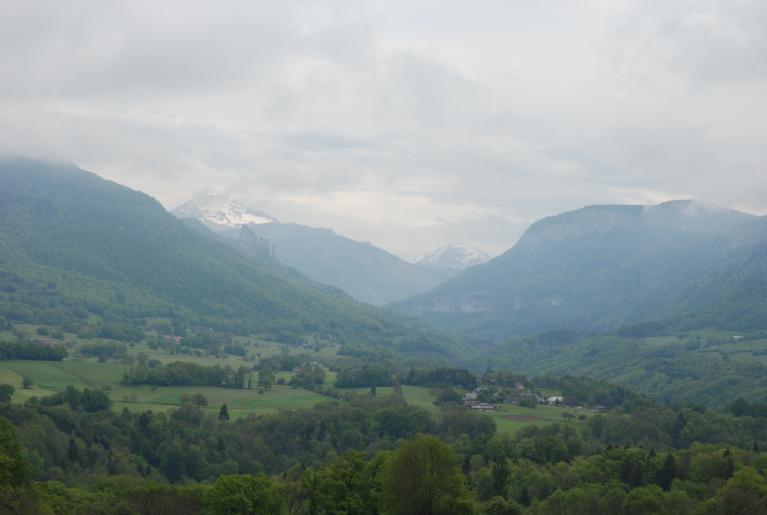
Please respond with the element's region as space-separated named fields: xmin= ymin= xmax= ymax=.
xmin=1 ymin=0 xmax=765 ymax=259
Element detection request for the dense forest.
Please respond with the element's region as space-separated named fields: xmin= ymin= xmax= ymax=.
xmin=0 ymin=159 xmax=464 ymax=363
xmin=482 ymin=330 xmax=767 ymax=407
xmin=1 ymin=379 xmax=767 ymax=513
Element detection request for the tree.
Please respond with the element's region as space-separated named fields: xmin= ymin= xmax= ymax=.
xmin=621 ymin=485 xmax=665 ymax=515
xmin=80 ymin=387 xmax=111 ymax=412
xmin=0 ymin=417 xmax=32 ymax=512
xmin=620 ymin=448 xmax=648 ymax=488
xmin=561 ymin=412 xmax=575 ymax=425
xmin=219 ymin=403 xmax=230 ymax=421
xmin=67 ymin=437 xmax=79 ymax=463
xmin=724 ymin=448 xmax=735 ymax=479
xmin=434 ymin=387 xmax=463 ymax=406
xmin=726 ymin=398 xmax=751 ymax=417
xmin=290 ymin=365 xmax=326 ymax=390
xmin=382 ymin=435 xmax=474 ymax=515
xmin=206 ymin=474 xmax=283 ymax=514
xmin=303 ymin=452 xmax=376 ymax=514
xmin=672 ymin=411 xmax=686 ymax=444
xmin=712 ymin=467 xmax=767 ymax=514
xmin=191 ymin=393 xmax=208 ymax=407
xmin=491 ymin=459 xmax=511 ymax=497
xmin=258 ymin=367 xmax=275 ymax=391
xmin=655 ymin=453 xmax=677 ymax=491
xmin=484 ymin=496 xmax=522 ymax=515
xmin=518 ymin=487 xmax=531 ymax=507
xmin=373 ymin=405 xmax=433 ymax=439
xmin=21 ymin=377 xmax=33 ymax=390
xmin=0 ymin=385 xmax=14 ymax=403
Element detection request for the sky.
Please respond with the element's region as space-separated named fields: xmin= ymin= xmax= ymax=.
xmin=1 ymin=1 xmax=766 ymax=260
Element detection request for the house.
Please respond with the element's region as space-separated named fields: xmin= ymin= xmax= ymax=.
xmin=546 ymin=396 xmax=564 ymax=405
xmin=471 ymin=402 xmax=496 ymax=412
xmin=592 ymin=404 xmax=608 ymax=413
xmin=463 ymin=391 xmax=478 ymax=403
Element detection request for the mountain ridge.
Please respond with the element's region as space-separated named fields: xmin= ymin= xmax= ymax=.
xmin=417 ymin=243 xmax=491 ymax=271
xmin=0 ymin=158 xmax=461 ymax=360
xmin=394 ymin=200 xmax=767 ymax=340
xmin=173 ymin=196 xmax=456 ymax=305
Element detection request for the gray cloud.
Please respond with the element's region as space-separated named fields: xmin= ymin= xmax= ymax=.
xmin=0 ymin=0 xmax=765 ymax=260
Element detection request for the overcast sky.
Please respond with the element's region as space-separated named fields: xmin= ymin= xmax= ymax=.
xmin=1 ymin=1 xmax=766 ymax=259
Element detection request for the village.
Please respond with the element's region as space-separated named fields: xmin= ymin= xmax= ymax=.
xmin=461 ymin=379 xmax=609 ymax=415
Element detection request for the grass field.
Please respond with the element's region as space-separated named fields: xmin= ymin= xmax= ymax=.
xmin=343 ymin=385 xmax=439 ymax=412
xmin=0 ymin=356 xmax=577 ymax=431
xmin=486 ymin=403 xmax=584 ymax=432
xmin=113 ymin=384 xmax=329 ymax=419
xmin=339 ymin=384 xmax=579 ymax=432
xmin=0 ymin=359 xmax=330 ymax=419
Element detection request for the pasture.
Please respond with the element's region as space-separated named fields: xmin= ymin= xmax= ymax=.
xmin=0 ymin=337 xmax=578 ymax=431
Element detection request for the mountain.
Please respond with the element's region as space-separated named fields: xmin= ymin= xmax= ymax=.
xmin=173 ymin=195 xmax=275 ymax=231
xmin=173 ymin=196 xmax=455 ymax=305
xmin=417 ymin=244 xmax=491 ymax=271
xmin=394 ymin=200 xmax=767 ymax=340
xmin=0 ymin=158 xmax=460 ymax=359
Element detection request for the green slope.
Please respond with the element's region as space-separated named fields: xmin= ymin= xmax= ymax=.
xmin=233 ymin=221 xmax=455 ymax=306
xmin=395 ymin=201 xmax=767 ymax=340
xmin=173 ymin=197 xmax=455 ymax=306
xmin=0 ymin=158 xmax=458 ymax=359
xmin=480 ymin=329 xmax=767 ymax=407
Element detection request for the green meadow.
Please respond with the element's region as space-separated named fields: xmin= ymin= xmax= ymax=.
xmin=0 ymin=358 xmax=579 ymax=431
xmin=0 ymin=359 xmax=328 ymax=419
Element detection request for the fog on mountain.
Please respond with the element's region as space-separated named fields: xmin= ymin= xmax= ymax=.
xmin=0 ymin=1 xmax=766 ymax=512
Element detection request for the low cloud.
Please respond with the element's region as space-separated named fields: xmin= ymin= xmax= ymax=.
xmin=0 ymin=0 xmax=765 ymax=259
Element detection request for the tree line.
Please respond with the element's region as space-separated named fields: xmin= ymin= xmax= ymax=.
xmin=2 ymin=381 xmax=767 ymax=513
xmin=122 ymin=361 xmax=251 ymax=389
xmin=0 ymin=341 xmax=67 ymax=361
xmin=335 ymin=366 xmax=478 ymax=390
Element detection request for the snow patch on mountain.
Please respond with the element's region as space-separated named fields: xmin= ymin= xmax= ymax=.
xmin=173 ymin=196 xmax=275 ymax=229
xmin=417 ymin=243 xmax=491 ymax=270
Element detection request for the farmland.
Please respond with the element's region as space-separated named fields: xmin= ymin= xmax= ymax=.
xmin=0 ymin=322 xmax=583 ymax=431
xmin=0 ymin=354 xmax=578 ymax=430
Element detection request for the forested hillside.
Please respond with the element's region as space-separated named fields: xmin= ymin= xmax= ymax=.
xmin=0 ymin=159 xmax=459 ymax=360
xmin=395 ymin=201 xmax=767 ymax=341
xmin=174 ymin=196 xmax=455 ymax=306
xmin=480 ymin=329 xmax=767 ymax=408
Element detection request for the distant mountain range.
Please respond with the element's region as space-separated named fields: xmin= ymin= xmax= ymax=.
xmin=173 ymin=196 xmax=459 ymax=305
xmin=4 ymin=158 xmax=763 ymax=358
xmin=394 ymin=200 xmax=767 ymax=340
xmin=174 ymin=196 xmax=275 ymax=230
xmin=417 ymin=244 xmax=491 ymax=271
xmin=0 ymin=159 xmax=459 ymax=360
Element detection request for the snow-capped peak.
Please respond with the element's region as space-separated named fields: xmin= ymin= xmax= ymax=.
xmin=417 ymin=243 xmax=491 ymax=270
xmin=173 ymin=195 xmax=275 ymax=229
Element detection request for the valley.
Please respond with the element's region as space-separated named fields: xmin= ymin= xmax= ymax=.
xmin=4 ymin=4 xmax=767 ymax=511
xmin=0 ymin=159 xmax=765 ymax=514
xmin=0 ymin=322 xmax=577 ymax=434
